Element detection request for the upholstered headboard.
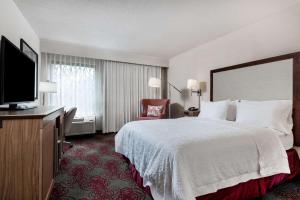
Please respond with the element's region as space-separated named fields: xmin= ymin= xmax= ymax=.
xmin=210 ymin=52 xmax=300 ymax=146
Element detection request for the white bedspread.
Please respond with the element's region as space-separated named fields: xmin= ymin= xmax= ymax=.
xmin=115 ymin=117 xmax=290 ymax=200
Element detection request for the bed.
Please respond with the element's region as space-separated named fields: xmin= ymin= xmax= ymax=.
xmin=115 ymin=52 xmax=300 ymax=200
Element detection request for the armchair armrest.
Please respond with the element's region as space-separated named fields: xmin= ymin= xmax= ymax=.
xmin=138 ymin=116 xmax=161 ymax=120
xmin=140 ymin=112 xmax=147 ymax=117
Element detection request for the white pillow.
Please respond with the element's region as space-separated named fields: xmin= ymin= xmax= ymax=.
xmin=236 ymin=100 xmax=293 ymax=135
xmin=199 ymin=100 xmax=230 ymax=120
xmin=147 ymin=105 xmax=163 ymax=117
xmin=227 ymin=100 xmax=240 ymax=121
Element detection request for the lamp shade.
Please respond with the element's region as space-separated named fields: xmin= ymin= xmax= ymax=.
xmin=39 ymin=81 xmax=57 ymax=93
xmin=148 ymin=77 xmax=161 ymax=88
xmin=187 ymin=79 xmax=199 ymax=90
xmin=199 ymin=82 xmax=207 ymax=92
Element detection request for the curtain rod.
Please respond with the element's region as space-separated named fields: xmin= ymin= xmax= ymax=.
xmin=42 ymin=52 xmax=168 ymax=68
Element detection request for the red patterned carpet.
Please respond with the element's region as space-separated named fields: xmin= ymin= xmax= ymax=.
xmin=50 ymin=134 xmax=152 ymax=200
xmin=50 ymin=133 xmax=300 ymax=200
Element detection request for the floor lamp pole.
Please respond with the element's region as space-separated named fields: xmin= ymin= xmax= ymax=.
xmin=168 ymin=82 xmax=182 ymax=118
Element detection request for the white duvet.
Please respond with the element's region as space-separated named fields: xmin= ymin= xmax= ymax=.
xmin=115 ymin=117 xmax=290 ymax=200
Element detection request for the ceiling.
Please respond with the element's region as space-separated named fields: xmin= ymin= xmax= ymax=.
xmin=14 ymin=0 xmax=299 ymax=59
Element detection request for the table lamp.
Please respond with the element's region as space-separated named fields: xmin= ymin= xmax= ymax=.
xmin=39 ymin=81 xmax=57 ymax=106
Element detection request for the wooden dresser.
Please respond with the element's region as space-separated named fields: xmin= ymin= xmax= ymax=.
xmin=0 ymin=106 xmax=64 ymax=200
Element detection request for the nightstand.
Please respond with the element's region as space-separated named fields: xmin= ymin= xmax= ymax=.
xmin=184 ymin=110 xmax=200 ymax=117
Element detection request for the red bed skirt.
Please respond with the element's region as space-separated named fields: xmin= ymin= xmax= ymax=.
xmin=124 ymin=149 xmax=300 ymax=200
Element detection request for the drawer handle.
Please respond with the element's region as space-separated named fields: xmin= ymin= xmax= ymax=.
xmin=0 ymin=120 xmax=2 ymax=129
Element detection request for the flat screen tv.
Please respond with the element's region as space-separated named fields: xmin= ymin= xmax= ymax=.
xmin=0 ymin=36 xmax=36 ymax=110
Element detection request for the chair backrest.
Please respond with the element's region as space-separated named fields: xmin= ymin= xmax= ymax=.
xmin=170 ymin=103 xmax=185 ymax=118
xmin=141 ymin=99 xmax=170 ymax=117
xmin=64 ymin=107 xmax=77 ymax=134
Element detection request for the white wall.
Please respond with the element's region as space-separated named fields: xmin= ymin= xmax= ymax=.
xmin=41 ymin=39 xmax=168 ymax=67
xmin=169 ymin=4 xmax=300 ymax=109
xmin=0 ymin=0 xmax=40 ymax=105
xmin=0 ymin=0 xmax=39 ymax=53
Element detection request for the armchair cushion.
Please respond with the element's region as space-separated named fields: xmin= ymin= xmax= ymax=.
xmin=147 ymin=105 xmax=163 ymax=117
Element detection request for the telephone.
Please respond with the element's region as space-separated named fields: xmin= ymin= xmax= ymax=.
xmin=188 ymin=107 xmax=199 ymax=111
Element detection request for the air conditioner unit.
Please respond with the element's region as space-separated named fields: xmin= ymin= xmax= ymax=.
xmin=68 ymin=116 xmax=96 ymax=136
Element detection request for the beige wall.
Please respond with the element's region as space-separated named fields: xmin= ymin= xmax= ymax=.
xmin=169 ymin=4 xmax=300 ymax=109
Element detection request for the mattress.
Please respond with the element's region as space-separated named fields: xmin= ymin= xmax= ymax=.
xmin=115 ymin=118 xmax=290 ymax=200
xmin=279 ymin=134 xmax=294 ymax=150
xmin=125 ymin=149 xmax=300 ymax=200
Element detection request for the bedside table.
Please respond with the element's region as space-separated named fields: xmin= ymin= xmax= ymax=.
xmin=184 ymin=110 xmax=200 ymax=117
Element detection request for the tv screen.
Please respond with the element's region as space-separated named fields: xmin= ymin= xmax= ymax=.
xmin=0 ymin=36 xmax=35 ymax=105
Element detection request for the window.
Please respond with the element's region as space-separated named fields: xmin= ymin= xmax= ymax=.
xmin=42 ymin=52 xmax=163 ymax=132
xmin=49 ymin=63 xmax=96 ymax=117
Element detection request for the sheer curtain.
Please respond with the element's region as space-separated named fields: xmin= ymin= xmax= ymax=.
xmin=41 ymin=53 xmax=103 ymax=129
xmin=41 ymin=53 xmax=162 ymax=133
xmin=102 ymin=61 xmax=161 ymax=133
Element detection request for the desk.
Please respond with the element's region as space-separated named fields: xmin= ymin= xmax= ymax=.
xmin=0 ymin=106 xmax=64 ymax=200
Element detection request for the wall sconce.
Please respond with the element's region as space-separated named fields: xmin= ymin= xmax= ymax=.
xmin=187 ymin=79 xmax=200 ymax=96
xmin=187 ymin=79 xmax=206 ymax=108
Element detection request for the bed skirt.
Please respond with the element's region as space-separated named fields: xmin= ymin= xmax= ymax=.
xmin=123 ymin=149 xmax=300 ymax=200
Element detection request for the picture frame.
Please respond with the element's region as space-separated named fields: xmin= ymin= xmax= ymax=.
xmin=20 ymin=39 xmax=38 ymax=99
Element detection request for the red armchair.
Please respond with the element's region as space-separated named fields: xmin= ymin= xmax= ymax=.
xmin=138 ymin=99 xmax=170 ymax=120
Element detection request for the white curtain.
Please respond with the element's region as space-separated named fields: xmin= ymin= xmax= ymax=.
xmin=102 ymin=61 xmax=161 ymax=133
xmin=41 ymin=53 xmax=103 ymax=130
xmin=41 ymin=53 xmax=162 ymax=133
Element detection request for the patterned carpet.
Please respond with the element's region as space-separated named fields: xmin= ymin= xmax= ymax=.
xmin=50 ymin=134 xmax=300 ymax=200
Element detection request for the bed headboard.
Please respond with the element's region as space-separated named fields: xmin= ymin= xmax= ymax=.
xmin=210 ymin=52 xmax=300 ymax=146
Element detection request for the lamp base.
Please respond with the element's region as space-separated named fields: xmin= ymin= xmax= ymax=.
xmin=0 ymin=104 xmax=37 ymax=111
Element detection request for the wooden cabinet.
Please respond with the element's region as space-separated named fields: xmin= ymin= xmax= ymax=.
xmin=0 ymin=107 xmax=64 ymax=200
xmin=42 ymin=121 xmax=55 ymax=199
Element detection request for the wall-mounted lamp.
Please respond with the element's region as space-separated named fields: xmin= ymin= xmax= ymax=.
xmin=187 ymin=79 xmax=206 ymax=109
xmin=187 ymin=79 xmax=201 ymax=96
